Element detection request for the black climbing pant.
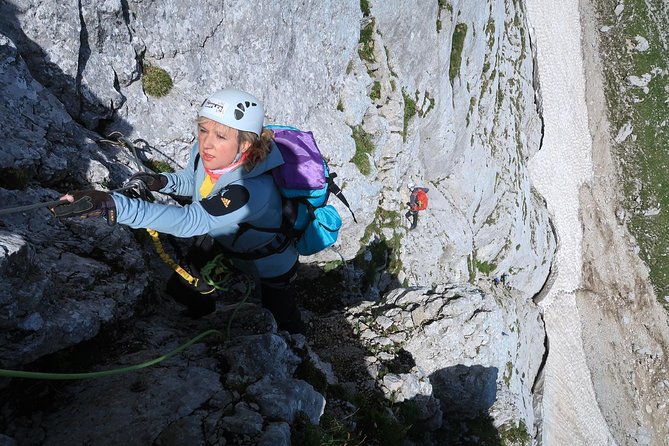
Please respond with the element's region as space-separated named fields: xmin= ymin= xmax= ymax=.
xmin=405 ymin=210 xmax=418 ymax=230
xmin=259 ymin=262 xmax=305 ymax=334
xmin=166 ymin=236 xmax=218 ymax=319
xmin=166 ymin=272 xmax=217 ymax=318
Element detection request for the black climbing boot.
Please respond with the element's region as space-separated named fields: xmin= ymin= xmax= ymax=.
xmin=166 ymin=271 xmax=216 ymax=319
xmin=260 ymin=283 xmax=305 ymax=334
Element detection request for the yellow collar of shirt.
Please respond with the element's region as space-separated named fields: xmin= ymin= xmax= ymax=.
xmin=199 ymin=174 xmax=216 ymax=198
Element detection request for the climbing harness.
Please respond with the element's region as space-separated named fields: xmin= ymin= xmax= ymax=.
xmin=201 ymin=253 xmax=238 ymax=290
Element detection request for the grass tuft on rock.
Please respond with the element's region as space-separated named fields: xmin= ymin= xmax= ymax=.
xmin=142 ymin=65 xmax=173 ymax=97
xmin=450 ymin=23 xmax=468 ymax=82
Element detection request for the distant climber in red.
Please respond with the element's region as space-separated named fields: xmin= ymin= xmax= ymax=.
xmin=406 ymin=186 xmax=428 ymax=230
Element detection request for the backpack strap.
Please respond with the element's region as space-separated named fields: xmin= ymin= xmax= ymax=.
xmin=216 ymin=234 xmax=293 ymax=260
xmin=224 ymin=193 xmax=302 ymax=259
xmin=327 ymin=172 xmax=357 ymax=223
xmin=233 ymin=197 xmax=303 ymax=239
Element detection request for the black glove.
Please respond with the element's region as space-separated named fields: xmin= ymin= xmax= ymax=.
xmin=127 ymin=172 xmax=167 ymax=192
xmin=53 ymin=190 xmax=117 ymax=225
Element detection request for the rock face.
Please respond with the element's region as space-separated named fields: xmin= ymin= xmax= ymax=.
xmin=361 ymin=0 xmax=553 ymax=297
xmin=348 ymin=284 xmax=544 ymax=440
xmin=0 ymin=0 xmax=553 ymax=443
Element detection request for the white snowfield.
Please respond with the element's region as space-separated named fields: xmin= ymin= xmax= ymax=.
xmin=526 ymin=0 xmax=616 ymax=444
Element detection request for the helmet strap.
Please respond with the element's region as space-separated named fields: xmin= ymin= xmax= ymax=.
xmin=232 ymin=139 xmax=251 ymax=164
xmin=232 ymin=146 xmax=242 ymax=164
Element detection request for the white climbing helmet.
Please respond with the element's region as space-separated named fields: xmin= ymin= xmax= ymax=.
xmin=198 ymin=88 xmax=265 ymax=136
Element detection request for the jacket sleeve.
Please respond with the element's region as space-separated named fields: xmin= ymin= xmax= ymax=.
xmin=111 ymin=191 xmax=251 ymax=238
xmin=159 ymin=144 xmax=199 ymax=197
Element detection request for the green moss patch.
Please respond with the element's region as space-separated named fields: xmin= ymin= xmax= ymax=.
xmin=360 ymin=0 xmax=371 ymax=17
xmin=499 ymin=420 xmax=531 ymax=445
xmin=402 ymin=89 xmax=417 ymax=142
xmin=358 ymin=18 xmax=376 ymax=64
xmin=370 ymin=80 xmax=382 ymax=101
xmin=350 ymin=125 xmax=375 ymax=175
xmin=476 ymin=259 xmax=497 ymax=275
xmin=142 ymin=65 xmax=173 ymax=97
xmin=450 ymin=23 xmax=468 ymax=82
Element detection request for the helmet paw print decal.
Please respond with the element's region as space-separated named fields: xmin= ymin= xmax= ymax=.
xmin=234 ymin=101 xmax=258 ymax=120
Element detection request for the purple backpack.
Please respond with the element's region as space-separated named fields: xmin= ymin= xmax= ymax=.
xmin=244 ymin=125 xmax=356 ymax=256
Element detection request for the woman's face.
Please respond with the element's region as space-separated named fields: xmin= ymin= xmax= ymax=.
xmin=197 ymin=118 xmax=248 ymax=170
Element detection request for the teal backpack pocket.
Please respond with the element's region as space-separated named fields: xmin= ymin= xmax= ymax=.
xmin=296 ymin=205 xmax=342 ymax=256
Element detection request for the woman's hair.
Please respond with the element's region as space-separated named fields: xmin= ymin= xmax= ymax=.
xmin=238 ymin=127 xmax=274 ymax=169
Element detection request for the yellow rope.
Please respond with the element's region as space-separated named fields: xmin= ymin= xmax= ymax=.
xmin=146 ymin=228 xmax=203 ymax=289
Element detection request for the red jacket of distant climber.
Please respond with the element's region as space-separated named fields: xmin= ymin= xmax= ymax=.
xmin=409 ymin=188 xmax=428 ymax=212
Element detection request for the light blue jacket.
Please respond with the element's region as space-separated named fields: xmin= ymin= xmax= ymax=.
xmin=112 ymin=142 xmax=298 ymax=279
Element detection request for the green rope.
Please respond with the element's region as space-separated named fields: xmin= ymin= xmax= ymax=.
xmin=0 ymin=245 xmax=246 ymax=381
xmin=200 ymin=253 xmax=253 ymax=339
xmin=0 ymin=329 xmax=221 ymax=380
xmin=200 ymin=254 xmax=237 ymax=291
xmin=0 ymin=199 xmax=69 ymax=216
